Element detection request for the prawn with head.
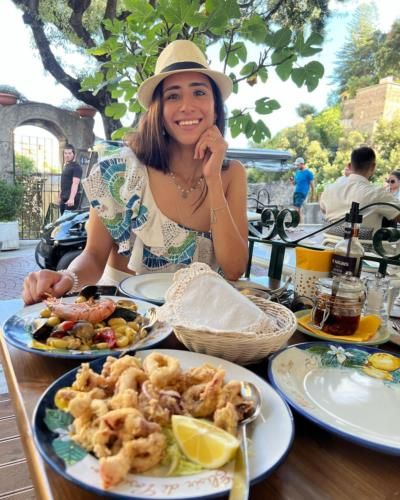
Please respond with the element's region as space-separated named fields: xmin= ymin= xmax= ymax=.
xmin=45 ymin=296 xmax=116 ymax=323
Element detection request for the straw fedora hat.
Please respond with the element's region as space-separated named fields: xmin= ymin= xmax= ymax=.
xmin=137 ymin=39 xmax=233 ymax=109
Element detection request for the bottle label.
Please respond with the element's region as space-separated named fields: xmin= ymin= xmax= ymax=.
xmin=331 ymin=254 xmax=361 ymax=277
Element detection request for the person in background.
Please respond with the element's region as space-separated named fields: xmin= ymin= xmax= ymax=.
xmin=22 ymin=39 xmax=248 ymax=304
xmin=385 ymin=170 xmax=400 ymax=200
xmin=320 ymin=146 xmax=400 ymax=236
xmin=291 ymin=157 xmax=315 ymax=223
xmin=343 ymin=162 xmax=352 ymax=177
xmin=59 ymin=144 xmax=82 ymax=215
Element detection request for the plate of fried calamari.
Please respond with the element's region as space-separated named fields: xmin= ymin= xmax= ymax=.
xmin=33 ymin=349 xmax=294 ymax=499
xmin=3 ymin=290 xmax=172 ymax=359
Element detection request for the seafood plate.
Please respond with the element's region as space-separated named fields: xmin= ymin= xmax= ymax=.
xmin=33 ymin=349 xmax=294 ymax=499
xmin=3 ymin=296 xmax=172 ymax=359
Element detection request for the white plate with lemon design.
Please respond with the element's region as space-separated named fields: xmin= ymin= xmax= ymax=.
xmin=33 ymin=349 xmax=294 ymax=499
xmin=268 ymin=342 xmax=400 ymax=455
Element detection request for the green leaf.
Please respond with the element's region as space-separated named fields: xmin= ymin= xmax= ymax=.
xmin=271 ymin=48 xmax=295 ymax=65
xmin=240 ymin=15 xmax=267 ymax=44
xmin=52 ymin=438 xmax=87 ymax=466
xmin=294 ymin=31 xmax=305 ymax=54
xmin=229 ymin=72 xmax=238 ymax=93
xmin=252 ymin=120 xmax=271 ymax=143
xmin=111 ymin=127 xmax=136 ymax=140
xmin=105 ymin=102 xmax=127 ymax=119
xmin=291 ymin=67 xmax=306 ymax=87
xmin=158 ymin=0 xmax=200 ymax=25
xmin=258 ymin=67 xmax=268 ymax=83
xmin=245 ymin=118 xmax=256 ymax=138
xmin=235 ymin=42 xmax=247 ymax=63
xmin=302 ymin=61 xmax=325 ymax=91
xmin=270 ymin=28 xmax=292 ymax=49
xmin=304 ymin=61 xmax=324 ymax=79
xmin=125 ymin=0 xmax=155 ymax=24
xmin=220 ymin=43 xmax=227 ymax=63
xmin=228 ymin=111 xmax=249 ymax=138
xmin=44 ymin=409 xmax=73 ymax=432
xmin=240 ymin=62 xmax=257 ymax=77
xmin=275 ymin=60 xmax=293 ymax=81
xmin=88 ymin=46 xmax=108 ymax=56
xmin=255 ymin=98 xmax=281 ymax=115
xmin=306 ymin=31 xmax=324 ymax=47
xmin=81 ymin=72 xmax=104 ymax=90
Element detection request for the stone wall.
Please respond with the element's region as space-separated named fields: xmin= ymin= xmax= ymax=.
xmin=0 ymin=102 xmax=94 ymax=182
xmin=248 ymin=181 xmax=293 ymax=208
xmin=248 ymin=182 xmax=323 ymax=224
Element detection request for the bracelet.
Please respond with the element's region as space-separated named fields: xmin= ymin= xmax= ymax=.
xmin=59 ymin=269 xmax=81 ymax=293
xmin=210 ymin=201 xmax=228 ymax=224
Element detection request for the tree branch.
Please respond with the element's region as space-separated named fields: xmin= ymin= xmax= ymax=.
xmin=67 ymin=0 xmax=96 ymax=48
xmin=101 ymin=0 xmax=118 ymax=39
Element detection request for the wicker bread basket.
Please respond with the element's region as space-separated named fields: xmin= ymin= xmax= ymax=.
xmin=173 ymin=296 xmax=297 ymax=365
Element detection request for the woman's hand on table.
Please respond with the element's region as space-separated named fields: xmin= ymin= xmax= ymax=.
xmin=22 ymin=270 xmax=72 ymax=305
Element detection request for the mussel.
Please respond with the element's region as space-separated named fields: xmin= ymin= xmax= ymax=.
xmin=107 ymin=306 xmax=139 ymax=322
xmin=31 ymin=318 xmax=54 ymax=341
xmin=78 ymin=285 xmax=118 ymax=300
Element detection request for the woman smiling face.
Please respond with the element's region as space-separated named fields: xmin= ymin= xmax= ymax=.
xmin=162 ymin=72 xmax=216 ymax=146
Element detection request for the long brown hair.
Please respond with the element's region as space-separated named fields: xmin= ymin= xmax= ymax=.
xmin=127 ymin=76 xmax=227 ymax=173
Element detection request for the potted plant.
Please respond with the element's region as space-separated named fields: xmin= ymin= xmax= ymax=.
xmin=75 ymin=103 xmax=97 ymax=118
xmin=0 ymin=180 xmax=24 ymax=250
xmin=0 ymin=85 xmax=25 ymax=106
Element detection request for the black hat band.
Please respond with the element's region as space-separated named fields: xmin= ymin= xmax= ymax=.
xmin=161 ymin=61 xmax=207 ymax=73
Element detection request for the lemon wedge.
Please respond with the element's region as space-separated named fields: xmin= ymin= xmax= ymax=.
xmin=172 ymin=415 xmax=239 ymax=469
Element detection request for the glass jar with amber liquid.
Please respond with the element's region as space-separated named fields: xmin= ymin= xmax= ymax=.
xmin=311 ymin=274 xmax=366 ymax=336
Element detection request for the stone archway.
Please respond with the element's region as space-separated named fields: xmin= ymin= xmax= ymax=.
xmin=0 ymin=101 xmax=95 ymax=181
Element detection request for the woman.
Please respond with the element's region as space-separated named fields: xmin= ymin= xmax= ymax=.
xmin=385 ymin=170 xmax=400 ymax=200
xmin=23 ymin=40 xmax=248 ymax=305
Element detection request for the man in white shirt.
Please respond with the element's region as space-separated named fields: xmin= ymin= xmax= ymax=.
xmin=320 ymin=146 xmax=400 ymax=233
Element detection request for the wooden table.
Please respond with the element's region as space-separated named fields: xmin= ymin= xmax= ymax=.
xmin=1 ymin=299 xmax=399 ymax=500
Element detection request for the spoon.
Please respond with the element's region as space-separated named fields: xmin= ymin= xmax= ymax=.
xmin=229 ymin=381 xmax=262 ymax=500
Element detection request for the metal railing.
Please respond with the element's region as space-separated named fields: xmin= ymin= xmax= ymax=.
xmin=246 ymin=202 xmax=400 ymax=280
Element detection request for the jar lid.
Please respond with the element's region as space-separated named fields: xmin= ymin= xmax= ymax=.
xmin=317 ymin=275 xmax=365 ymax=295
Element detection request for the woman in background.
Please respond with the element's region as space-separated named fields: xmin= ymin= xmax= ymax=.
xmin=385 ymin=170 xmax=400 ymax=200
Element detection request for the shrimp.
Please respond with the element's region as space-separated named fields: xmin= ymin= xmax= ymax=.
xmin=182 ymin=368 xmax=225 ymax=418
xmin=99 ymin=432 xmax=166 ymax=488
xmin=214 ymin=402 xmax=239 ymax=435
xmin=45 ymin=297 xmax=116 ymax=323
xmin=142 ymin=352 xmax=181 ymax=389
xmin=72 ymin=363 xmax=107 ymax=392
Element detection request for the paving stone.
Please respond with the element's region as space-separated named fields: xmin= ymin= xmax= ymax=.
xmin=0 ymin=251 xmax=39 ymax=300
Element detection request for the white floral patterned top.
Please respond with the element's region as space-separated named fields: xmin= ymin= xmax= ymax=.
xmin=82 ymin=147 xmax=217 ymax=274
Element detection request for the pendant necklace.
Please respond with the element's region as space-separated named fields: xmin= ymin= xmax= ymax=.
xmin=169 ymin=171 xmax=204 ymax=198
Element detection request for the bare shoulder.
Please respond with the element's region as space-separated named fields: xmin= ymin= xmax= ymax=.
xmin=224 ymin=159 xmax=246 ymax=180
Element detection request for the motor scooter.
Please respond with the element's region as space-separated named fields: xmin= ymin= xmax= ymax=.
xmin=35 ymin=207 xmax=89 ymax=270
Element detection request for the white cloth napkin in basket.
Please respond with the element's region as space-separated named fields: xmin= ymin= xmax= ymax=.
xmin=156 ymin=263 xmax=276 ymax=335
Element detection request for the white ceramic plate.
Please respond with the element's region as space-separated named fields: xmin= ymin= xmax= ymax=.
xmin=269 ymin=342 xmax=400 ymax=455
xmin=3 ymin=296 xmax=172 ymax=359
xmin=33 ymin=349 xmax=294 ymax=499
xmin=119 ymin=273 xmax=175 ymax=305
xmin=295 ymin=310 xmax=391 ymax=345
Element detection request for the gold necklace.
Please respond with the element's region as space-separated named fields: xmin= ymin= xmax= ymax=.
xmin=169 ymin=171 xmax=204 ymax=198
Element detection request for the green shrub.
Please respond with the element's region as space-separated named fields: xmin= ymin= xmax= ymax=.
xmin=0 ymin=180 xmax=24 ymax=221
